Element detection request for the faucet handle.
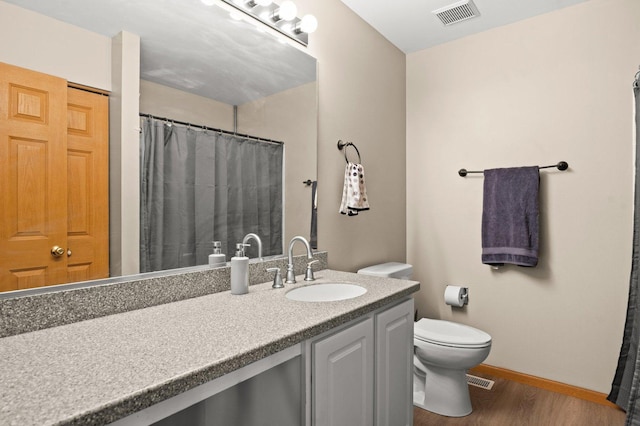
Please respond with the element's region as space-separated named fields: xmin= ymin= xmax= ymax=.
xmin=267 ymin=267 xmax=284 ymax=289
xmin=304 ymin=260 xmax=319 ymax=282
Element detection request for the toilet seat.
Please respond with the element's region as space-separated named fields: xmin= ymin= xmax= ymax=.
xmin=415 ymin=318 xmax=491 ymax=349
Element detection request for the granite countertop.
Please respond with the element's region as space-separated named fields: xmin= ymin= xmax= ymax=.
xmin=0 ymin=269 xmax=419 ymax=426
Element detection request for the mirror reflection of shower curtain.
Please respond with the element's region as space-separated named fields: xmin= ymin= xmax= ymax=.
xmin=139 ymin=117 xmax=283 ymax=273
xmin=609 ymin=77 xmax=640 ymax=424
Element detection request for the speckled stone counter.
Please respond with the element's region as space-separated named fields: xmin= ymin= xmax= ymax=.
xmin=0 ymin=269 xmax=419 ymax=426
xmin=0 ymin=252 xmax=328 ymax=338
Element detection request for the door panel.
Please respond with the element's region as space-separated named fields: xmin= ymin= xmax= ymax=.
xmin=375 ymin=299 xmax=414 ymax=426
xmin=10 ymin=84 xmax=50 ymax=124
xmin=0 ymin=62 xmax=68 ymax=292
xmin=312 ymin=318 xmax=374 ymax=426
xmin=10 ymin=137 xmax=48 ymax=235
xmin=66 ymin=87 xmax=109 ymax=281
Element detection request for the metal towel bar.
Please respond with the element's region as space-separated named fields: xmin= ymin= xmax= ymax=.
xmin=458 ymin=161 xmax=568 ymax=177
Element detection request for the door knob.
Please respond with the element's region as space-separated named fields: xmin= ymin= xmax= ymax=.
xmin=51 ymin=246 xmax=65 ymax=257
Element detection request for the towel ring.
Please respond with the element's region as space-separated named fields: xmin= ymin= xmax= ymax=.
xmin=337 ymin=140 xmax=362 ymax=164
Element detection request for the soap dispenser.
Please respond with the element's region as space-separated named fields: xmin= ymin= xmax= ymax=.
xmin=231 ymin=243 xmax=250 ymax=295
xmin=208 ymin=241 xmax=226 ymax=268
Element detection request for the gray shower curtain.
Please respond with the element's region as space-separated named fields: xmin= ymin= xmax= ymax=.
xmin=140 ymin=117 xmax=283 ymax=273
xmin=609 ymin=81 xmax=640 ymax=424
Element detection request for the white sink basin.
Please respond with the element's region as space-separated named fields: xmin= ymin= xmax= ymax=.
xmin=285 ymin=283 xmax=367 ymax=302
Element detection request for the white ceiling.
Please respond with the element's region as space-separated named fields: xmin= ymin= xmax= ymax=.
xmin=4 ymin=0 xmax=316 ymax=105
xmin=340 ymin=0 xmax=590 ymax=53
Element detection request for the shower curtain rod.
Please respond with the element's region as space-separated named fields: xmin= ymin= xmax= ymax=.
xmin=458 ymin=161 xmax=569 ymax=177
xmin=139 ymin=113 xmax=284 ymax=145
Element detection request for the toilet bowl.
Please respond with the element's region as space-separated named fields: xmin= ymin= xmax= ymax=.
xmin=413 ymin=318 xmax=492 ymax=417
xmin=357 ymin=262 xmax=492 ymax=418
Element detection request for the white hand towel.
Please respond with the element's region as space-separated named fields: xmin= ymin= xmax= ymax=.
xmin=339 ymin=162 xmax=370 ymax=216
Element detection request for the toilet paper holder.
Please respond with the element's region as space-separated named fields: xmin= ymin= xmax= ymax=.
xmin=444 ymin=285 xmax=469 ymax=307
xmin=460 ymin=288 xmax=469 ymax=305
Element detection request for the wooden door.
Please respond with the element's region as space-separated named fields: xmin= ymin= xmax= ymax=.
xmin=66 ymin=87 xmax=109 ymax=283
xmin=0 ymin=62 xmax=68 ymax=291
xmin=0 ymin=63 xmax=109 ymax=292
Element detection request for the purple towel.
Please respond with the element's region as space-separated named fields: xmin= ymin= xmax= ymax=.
xmin=482 ymin=166 xmax=540 ymax=267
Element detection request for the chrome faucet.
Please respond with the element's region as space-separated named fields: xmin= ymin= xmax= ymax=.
xmin=242 ymin=233 xmax=263 ymax=261
xmin=286 ymin=236 xmax=314 ymax=284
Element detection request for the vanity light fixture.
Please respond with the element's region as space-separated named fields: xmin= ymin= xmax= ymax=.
xmin=215 ymin=0 xmax=316 ymax=46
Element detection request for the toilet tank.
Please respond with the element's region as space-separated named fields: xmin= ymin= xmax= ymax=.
xmin=357 ymin=262 xmax=413 ymax=280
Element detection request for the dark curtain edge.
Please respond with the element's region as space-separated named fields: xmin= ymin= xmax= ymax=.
xmin=609 ymin=85 xmax=640 ymax=425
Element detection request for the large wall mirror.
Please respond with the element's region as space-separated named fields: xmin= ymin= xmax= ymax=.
xmin=0 ymin=0 xmax=317 ymax=295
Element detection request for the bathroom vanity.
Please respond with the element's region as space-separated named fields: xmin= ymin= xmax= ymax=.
xmin=0 ymin=268 xmax=418 ymax=426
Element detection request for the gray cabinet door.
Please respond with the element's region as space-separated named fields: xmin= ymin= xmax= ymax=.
xmin=375 ymin=298 xmax=414 ymax=426
xmin=312 ymin=317 xmax=374 ymax=426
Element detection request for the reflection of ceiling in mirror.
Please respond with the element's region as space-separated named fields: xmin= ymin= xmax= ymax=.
xmin=4 ymin=0 xmax=317 ymax=105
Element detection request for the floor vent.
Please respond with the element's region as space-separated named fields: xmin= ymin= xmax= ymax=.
xmin=466 ymin=374 xmax=495 ymax=390
xmin=432 ymin=0 xmax=481 ymax=26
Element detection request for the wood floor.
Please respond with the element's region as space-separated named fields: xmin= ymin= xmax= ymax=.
xmin=413 ymin=372 xmax=626 ymax=426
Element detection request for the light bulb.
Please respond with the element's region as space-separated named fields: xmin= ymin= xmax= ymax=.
xmin=293 ymin=14 xmax=318 ymax=34
xmin=277 ymin=1 xmax=297 ymax=21
xmin=299 ymin=14 xmax=317 ymax=33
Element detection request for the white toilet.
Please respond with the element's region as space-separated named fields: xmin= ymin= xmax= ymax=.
xmin=413 ymin=318 xmax=491 ymax=417
xmin=357 ymin=262 xmax=492 ymax=418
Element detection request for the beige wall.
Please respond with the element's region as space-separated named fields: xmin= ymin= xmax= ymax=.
xmin=0 ymin=1 xmax=111 ymax=90
xmin=110 ymin=32 xmax=141 ymax=277
xmin=140 ymin=80 xmax=233 ymax=130
xmin=296 ymin=0 xmax=408 ymax=272
xmin=407 ymin=0 xmax=640 ymax=393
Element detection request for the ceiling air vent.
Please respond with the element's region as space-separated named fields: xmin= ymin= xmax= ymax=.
xmin=432 ymin=0 xmax=480 ymax=26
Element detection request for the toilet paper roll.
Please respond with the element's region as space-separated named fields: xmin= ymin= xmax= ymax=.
xmin=444 ymin=285 xmax=467 ymax=307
